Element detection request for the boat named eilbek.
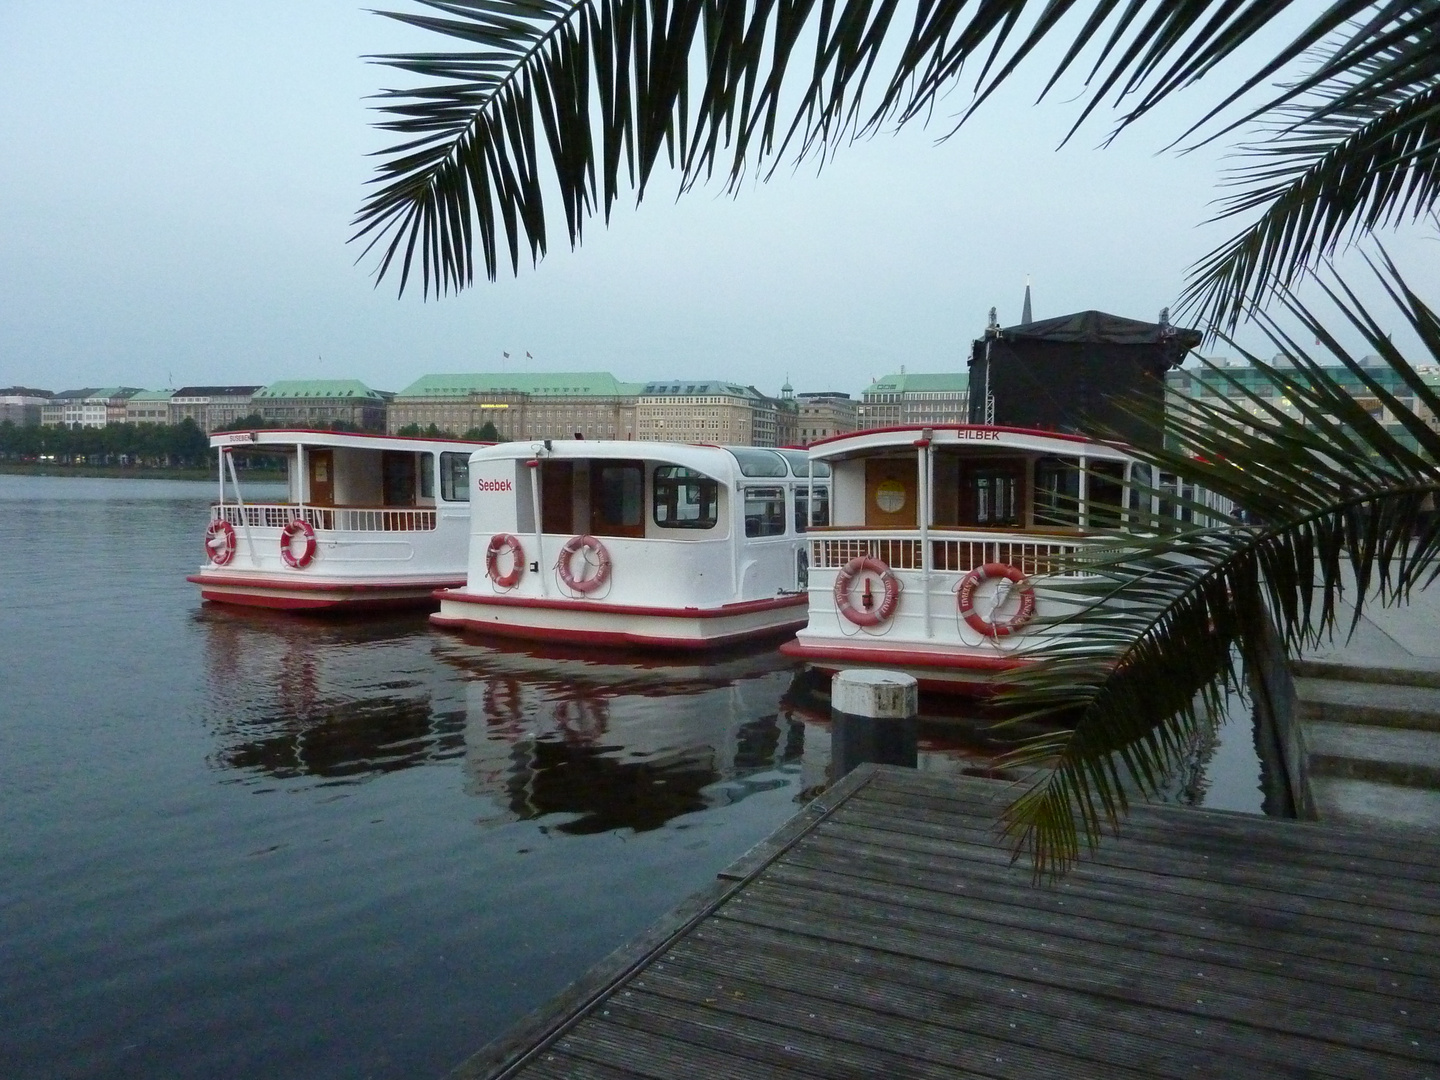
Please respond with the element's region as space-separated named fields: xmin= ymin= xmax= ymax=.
xmin=431 ymin=441 xmax=828 ymax=649
xmin=781 ymin=424 xmax=1205 ymax=693
xmin=188 ymin=429 xmax=488 ymax=610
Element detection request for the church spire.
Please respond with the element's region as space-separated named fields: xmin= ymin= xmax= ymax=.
xmin=1021 ymin=276 xmax=1033 ymax=325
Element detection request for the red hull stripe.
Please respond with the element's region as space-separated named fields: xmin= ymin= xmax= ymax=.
xmin=430 ymin=612 xmax=806 ymax=650
xmin=197 ymin=589 xmax=439 ymax=611
xmin=187 ymin=574 xmax=465 ymax=593
xmin=778 ymin=639 xmax=1029 ymax=672
xmin=433 ymin=590 xmax=808 ymax=618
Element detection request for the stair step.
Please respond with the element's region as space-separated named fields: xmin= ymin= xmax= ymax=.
xmin=1291 ymin=658 xmax=1440 ymax=690
xmin=1305 ymin=721 xmax=1440 ymax=787
xmin=1293 ymin=677 xmax=1440 ymax=732
xmin=1309 ymin=776 xmax=1440 ymax=831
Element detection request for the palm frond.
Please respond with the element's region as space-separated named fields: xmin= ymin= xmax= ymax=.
xmin=995 ymin=255 xmax=1440 ymax=879
xmin=1179 ymin=12 xmax=1440 ymax=331
xmin=355 ymin=0 xmax=1424 ymax=296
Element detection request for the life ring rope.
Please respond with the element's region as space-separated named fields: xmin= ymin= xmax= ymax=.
xmin=557 ymin=534 xmax=611 ymax=594
xmin=834 ymin=556 xmax=900 ymax=628
xmin=486 ymin=533 xmax=525 ymax=588
xmin=280 ymin=518 xmax=317 ymax=569
xmin=204 ymin=519 xmax=236 ymax=567
xmin=957 ymin=562 xmax=1035 ymax=637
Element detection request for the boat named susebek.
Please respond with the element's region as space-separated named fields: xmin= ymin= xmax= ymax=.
xmin=780 ymin=424 xmax=1197 ymax=693
xmin=431 ymin=441 xmax=829 ymax=648
xmin=188 ymin=429 xmax=489 ymax=610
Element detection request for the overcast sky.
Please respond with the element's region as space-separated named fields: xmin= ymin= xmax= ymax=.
xmin=1 ymin=1 xmax=1434 ymax=398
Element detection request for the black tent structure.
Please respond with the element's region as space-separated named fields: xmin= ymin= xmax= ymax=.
xmin=967 ymin=309 xmax=1201 ymax=446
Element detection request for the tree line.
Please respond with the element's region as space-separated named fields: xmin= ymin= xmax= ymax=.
xmin=0 ymin=419 xmax=211 ymax=467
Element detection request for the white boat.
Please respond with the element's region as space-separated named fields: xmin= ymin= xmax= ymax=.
xmin=188 ymin=429 xmax=488 ymax=610
xmin=780 ymin=424 xmax=1204 ymax=693
xmin=430 ymin=441 xmax=828 ymax=648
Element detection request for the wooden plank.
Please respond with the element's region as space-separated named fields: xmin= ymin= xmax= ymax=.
xmin=758 ymin=859 xmax=1440 ymax=1001
xmin=869 ymin=769 xmax=1440 ymax=877
xmin=715 ymin=896 xmax=1434 ymax=1060
xmin=667 ymin=919 xmax=1420 ymax=1080
xmin=554 ymin=1019 xmax=826 ymax=1079
xmin=787 ymin=833 xmax=1440 ymax=970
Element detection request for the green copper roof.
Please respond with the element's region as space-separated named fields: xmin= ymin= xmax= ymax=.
xmin=865 ymin=372 xmax=969 ymax=394
xmin=254 ymin=379 xmax=384 ymax=400
xmin=639 ymin=379 xmax=763 ymax=399
xmin=128 ymin=390 xmax=174 ymax=402
xmin=395 ymin=372 xmax=633 ymax=398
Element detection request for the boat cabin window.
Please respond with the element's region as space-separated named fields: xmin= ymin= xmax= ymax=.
xmin=420 ymin=455 xmax=435 ymax=501
xmin=728 ymin=448 xmax=788 ymax=478
xmin=1088 ymin=461 xmax=1125 ymax=528
xmin=591 ymin=460 xmax=645 ymax=537
xmin=440 ymin=452 xmax=469 ymax=501
xmin=1128 ymin=462 xmax=1152 ymax=527
xmin=653 ymin=466 xmax=719 ymax=530
xmin=961 ymin=461 xmax=1022 ymax=528
xmin=776 ymin=449 xmax=830 ymax=478
xmin=744 ymin=487 xmax=787 ymax=537
xmin=1034 ymin=457 xmax=1080 ymax=528
xmin=795 ymin=485 xmax=829 ymax=531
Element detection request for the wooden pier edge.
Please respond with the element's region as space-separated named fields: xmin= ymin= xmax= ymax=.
xmin=446 ymin=765 xmax=884 ymax=1080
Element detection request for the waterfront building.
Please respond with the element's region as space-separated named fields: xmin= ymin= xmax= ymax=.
xmin=124 ymin=390 xmax=174 ymax=423
xmin=41 ymin=388 xmax=145 ymax=428
xmin=169 ymin=386 xmax=263 ymax=432
xmin=1167 ymin=357 xmax=1440 ymax=452
xmin=0 ymin=387 xmax=53 ymax=427
xmin=251 ymin=380 xmax=388 ymax=431
xmin=389 ymin=372 xmax=639 ymax=440
xmin=795 ymin=391 xmax=857 ymax=444
xmin=858 ymin=372 xmax=970 ymax=431
xmin=635 ymin=380 xmax=783 ymax=446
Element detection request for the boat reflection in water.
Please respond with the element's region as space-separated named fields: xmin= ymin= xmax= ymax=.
xmin=431 ymin=636 xmax=811 ymax=832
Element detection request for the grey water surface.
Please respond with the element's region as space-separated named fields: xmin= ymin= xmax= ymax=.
xmin=0 ymin=474 xmax=1266 ymax=1079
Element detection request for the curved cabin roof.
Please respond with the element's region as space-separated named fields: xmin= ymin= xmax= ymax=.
xmin=210 ymin=429 xmax=491 ymax=453
xmin=807 ymin=424 xmax=1132 ymax=462
xmin=467 ymin=440 xmax=824 ymax=483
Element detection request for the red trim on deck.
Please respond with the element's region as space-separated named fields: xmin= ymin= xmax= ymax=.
xmin=429 ymin=612 xmax=806 ymax=650
xmin=778 ymin=638 xmax=1029 ymax=672
xmin=188 ymin=573 xmax=464 ymax=593
xmin=807 ymin=423 xmax=1115 ymax=450
xmin=432 ymin=590 xmax=808 ymax=618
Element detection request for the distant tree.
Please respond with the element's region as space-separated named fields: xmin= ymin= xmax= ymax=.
xmin=394 ymin=422 xmax=424 ymax=437
xmin=475 ymin=421 xmax=500 ymax=442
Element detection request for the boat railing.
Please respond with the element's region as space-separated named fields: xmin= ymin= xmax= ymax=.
xmin=212 ymin=503 xmax=438 ymax=532
xmin=811 ymin=531 xmax=1093 ymax=577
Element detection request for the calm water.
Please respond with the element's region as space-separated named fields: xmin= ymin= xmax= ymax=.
xmin=0 ymin=474 xmax=1268 ymax=1079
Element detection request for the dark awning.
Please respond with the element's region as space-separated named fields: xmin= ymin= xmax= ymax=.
xmin=998 ymin=310 xmax=1202 ymax=351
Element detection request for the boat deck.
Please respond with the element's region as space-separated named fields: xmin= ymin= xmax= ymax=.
xmin=453 ymin=765 xmax=1440 ymax=1079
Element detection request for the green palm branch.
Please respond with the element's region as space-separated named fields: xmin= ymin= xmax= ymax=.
xmin=353 ymin=0 xmax=1438 ymax=299
xmin=994 ymin=251 xmax=1440 ymax=877
xmin=1179 ymin=8 xmax=1440 ymax=331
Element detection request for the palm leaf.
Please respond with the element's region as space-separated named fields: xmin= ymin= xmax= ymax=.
xmin=994 ymin=253 xmax=1440 ymax=878
xmin=355 ymin=0 xmax=1429 ymax=296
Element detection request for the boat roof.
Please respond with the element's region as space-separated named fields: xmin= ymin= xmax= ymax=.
xmin=468 ymin=440 xmax=824 ymax=480
xmin=209 ymin=428 xmax=492 ymax=453
xmin=807 ymin=424 xmax=1132 ymax=461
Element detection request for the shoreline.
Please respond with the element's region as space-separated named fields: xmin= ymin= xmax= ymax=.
xmin=0 ymin=463 xmax=284 ymax=482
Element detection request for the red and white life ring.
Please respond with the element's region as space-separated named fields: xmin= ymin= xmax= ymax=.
xmin=280 ymin=519 xmax=317 ymax=569
xmin=204 ymin=519 xmax=236 ymax=566
xmin=834 ymin=556 xmax=900 ymax=627
xmin=557 ymin=534 xmax=611 ymax=593
xmin=485 ymin=533 xmax=524 ymax=587
xmin=957 ymin=562 xmax=1035 ymax=637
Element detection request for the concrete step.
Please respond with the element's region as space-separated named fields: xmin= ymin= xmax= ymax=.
xmin=1293 ymin=676 xmax=1440 ymax=732
xmin=1291 ymin=658 xmax=1440 ymax=690
xmin=1305 ymin=720 xmax=1440 ymax=788
xmin=1309 ymin=775 xmax=1440 ymax=831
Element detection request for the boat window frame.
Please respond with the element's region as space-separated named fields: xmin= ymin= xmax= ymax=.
xmin=652 ymin=465 xmax=720 ymax=531
xmin=439 ymin=451 xmax=470 ymax=502
xmin=742 ymin=485 xmax=788 ymax=538
xmin=727 ymin=447 xmax=788 ymax=478
xmin=794 ymin=484 xmax=829 ymax=532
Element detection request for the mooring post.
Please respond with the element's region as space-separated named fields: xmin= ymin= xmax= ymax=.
xmin=831 ymin=669 xmax=919 ymax=778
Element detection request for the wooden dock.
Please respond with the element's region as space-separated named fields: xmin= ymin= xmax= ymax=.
xmin=452 ymin=765 xmax=1440 ymax=1079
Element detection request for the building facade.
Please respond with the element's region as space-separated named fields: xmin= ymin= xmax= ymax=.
xmin=635 ymin=380 xmax=784 ymax=446
xmin=0 ymin=388 xmax=52 ymax=427
xmin=41 ymin=388 xmax=144 ymax=428
xmin=169 ymin=386 xmax=263 ymax=431
xmin=251 ymin=380 xmax=388 ymax=431
xmin=795 ymin=391 xmax=857 ymax=444
xmin=124 ymin=390 xmax=174 ymax=423
xmin=858 ymin=372 xmax=970 ymax=431
xmin=389 ymin=372 xmax=640 ymax=440
xmin=1167 ymin=358 xmax=1440 ymax=451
